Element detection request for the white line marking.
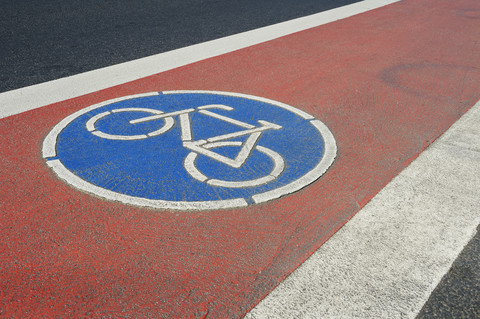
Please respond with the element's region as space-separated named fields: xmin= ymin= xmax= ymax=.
xmin=179 ymin=113 xmax=193 ymax=141
xmin=183 ymin=126 xmax=272 ymax=169
xmin=205 ymin=123 xmax=278 ymax=143
xmin=184 ymin=153 xmax=208 ymax=182
xmin=230 ymin=132 xmax=262 ymax=167
xmin=197 ymin=104 xmax=234 ymax=111
xmin=252 ymin=119 xmax=337 ymax=204
xmin=86 ymin=111 xmax=110 ymax=132
xmin=147 ymin=116 xmax=175 ymax=137
xmin=87 ymin=106 xmax=175 ymax=140
xmin=184 ymin=141 xmax=285 ymax=188
xmin=184 ymin=140 xmax=250 ymax=169
xmin=0 ymin=0 xmax=400 ymax=119
xmin=245 ymin=100 xmax=480 ymax=318
xmin=207 ymin=175 xmax=275 ymax=188
xmin=129 ymin=108 xmax=195 ymax=124
xmin=42 ymin=92 xmax=158 ymax=158
xmin=268 ymin=146 xmax=286 ymax=178
xmin=198 ymin=109 xmax=255 ymax=129
xmin=92 ymin=131 xmax=148 ymax=141
xmin=111 ymin=107 xmax=164 ymax=114
xmin=46 ymin=159 xmax=248 ymax=210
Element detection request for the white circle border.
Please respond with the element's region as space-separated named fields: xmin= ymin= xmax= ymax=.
xmin=42 ymin=90 xmax=337 ymax=211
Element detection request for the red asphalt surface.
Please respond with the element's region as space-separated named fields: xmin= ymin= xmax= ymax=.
xmin=1 ymin=0 xmax=479 ymax=317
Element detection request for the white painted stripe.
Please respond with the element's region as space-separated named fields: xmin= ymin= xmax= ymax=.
xmin=85 ymin=111 xmax=111 ymax=132
xmin=46 ymin=159 xmax=248 ymax=210
xmin=42 ymin=92 xmax=159 ymax=158
xmin=179 ymin=113 xmax=193 ymax=141
xmin=197 ymin=104 xmax=234 ymax=111
xmin=0 ymin=0 xmax=400 ymax=120
xmin=183 ymin=153 xmax=208 ymax=182
xmin=229 ymin=132 xmax=262 ymax=168
xmin=129 ymin=108 xmax=195 ymax=124
xmin=110 ymin=107 xmax=176 ymax=138
xmin=245 ymin=100 xmax=480 ymax=318
xmin=91 ymin=131 xmax=148 ymax=141
xmin=207 ymin=175 xmax=275 ymax=188
xmin=111 ymin=107 xmax=164 ymax=114
xmin=184 ymin=140 xmax=246 ymax=168
xmin=198 ymin=109 xmax=256 ymax=129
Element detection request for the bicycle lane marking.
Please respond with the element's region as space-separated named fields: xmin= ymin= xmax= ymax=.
xmin=1 ymin=0 xmax=480 ymax=318
xmin=42 ymin=90 xmax=335 ymax=210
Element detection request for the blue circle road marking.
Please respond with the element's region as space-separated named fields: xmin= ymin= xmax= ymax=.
xmin=43 ymin=91 xmax=337 ymax=210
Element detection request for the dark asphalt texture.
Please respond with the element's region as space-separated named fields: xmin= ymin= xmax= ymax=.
xmin=1 ymin=0 xmax=360 ymax=93
xmin=417 ymin=226 xmax=480 ymax=319
xmin=1 ymin=0 xmax=479 ymax=317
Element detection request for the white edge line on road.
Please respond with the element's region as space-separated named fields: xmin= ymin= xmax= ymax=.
xmin=244 ymin=99 xmax=480 ymax=318
xmin=0 ymin=0 xmax=400 ymax=119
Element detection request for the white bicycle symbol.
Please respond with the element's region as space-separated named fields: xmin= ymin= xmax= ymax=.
xmin=85 ymin=104 xmax=285 ymax=188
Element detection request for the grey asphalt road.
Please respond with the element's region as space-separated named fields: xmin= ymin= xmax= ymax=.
xmin=1 ymin=0 xmax=478 ymax=317
xmin=0 ymin=0 xmax=360 ymax=93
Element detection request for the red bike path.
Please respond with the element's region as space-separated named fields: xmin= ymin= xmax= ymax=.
xmin=1 ymin=0 xmax=479 ymax=317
